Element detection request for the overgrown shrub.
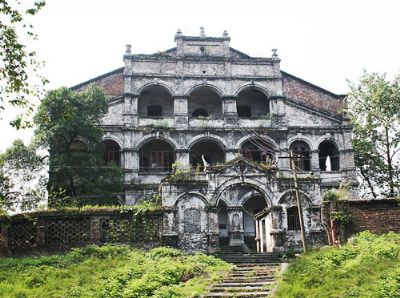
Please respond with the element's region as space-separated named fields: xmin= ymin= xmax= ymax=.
xmin=276 ymin=231 xmax=400 ymax=297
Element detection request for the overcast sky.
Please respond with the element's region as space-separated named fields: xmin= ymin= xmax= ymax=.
xmin=1 ymin=0 xmax=400 ymax=151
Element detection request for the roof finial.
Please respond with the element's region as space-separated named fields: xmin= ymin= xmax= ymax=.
xmin=272 ymin=48 xmax=278 ymax=57
xmin=200 ymin=27 xmax=206 ymax=37
xmin=176 ymin=28 xmax=182 ymax=36
xmin=223 ymin=30 xmax=229 ymax=38
xmin=125 ymin=44 xmax=132 ymax=55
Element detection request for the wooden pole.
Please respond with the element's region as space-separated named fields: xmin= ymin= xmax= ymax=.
xmin=290 ymin=150 xmax=308 ymax=253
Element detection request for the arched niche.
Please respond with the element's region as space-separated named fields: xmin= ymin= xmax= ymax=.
xmin=189 ymin=87 xmax=222 ymax=118
xmin=236 ymin=87 xmax=269 ymax=118
xmin=139 ymin=139 xmax=175 ymax=172
xmin=318 ymin=140 xmax=339 ymax=171
xmin=138 ymin=85 xmax=174 ymax=118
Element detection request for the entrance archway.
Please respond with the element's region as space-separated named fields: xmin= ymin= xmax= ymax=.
xmin=216 ymin=184 xmax=270 ymax=249
xmin=242 ymin=194 xmax=268 ymax=249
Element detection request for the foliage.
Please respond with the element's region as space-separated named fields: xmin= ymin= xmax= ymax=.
xmin=0 ymin=0 xmax=48 ymax=128
xmin=0 ymin=139 xmax=46 ymax=211
xmin=34 ymin=86 xmax=123 ymax=205
xmin=322 ymin=186 xmax=352 ymax=246
xmin=276 ymin=231 xmax=400 ymax=298
xmin=347 ymin=71 xmax=400 ymax=198
xmin=0 ymin=245 xmax=231 ymax=298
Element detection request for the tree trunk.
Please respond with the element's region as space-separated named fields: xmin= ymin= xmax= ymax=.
xmin=385 ymin=127 xmax=394 ymax=197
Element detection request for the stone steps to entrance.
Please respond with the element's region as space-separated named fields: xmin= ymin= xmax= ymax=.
xmin=204 ymin=252 xmax=281 ymax=298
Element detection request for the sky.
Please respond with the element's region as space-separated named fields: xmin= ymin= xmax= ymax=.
xmin=1 ymin=0 xmax=400 ymax=152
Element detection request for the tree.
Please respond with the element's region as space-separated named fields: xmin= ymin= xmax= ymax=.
xmin=0 ymin=139 xmax=46 ymax=212
xmin=348 ymin=72 xmax=400 ymax=198
xmin=34 ymin=86 xmax=123 ymax=206
xmin=0 ymin=0 xmax=47 ymax=128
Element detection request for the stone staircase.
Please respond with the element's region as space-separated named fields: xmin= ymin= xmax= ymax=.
xmin=204 ymin=246 xmax=281 ymax=297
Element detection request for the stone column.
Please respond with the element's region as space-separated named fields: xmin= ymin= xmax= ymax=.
xmin=311 ymin=149 xmax=321 ymax=175
xmin=222 ymin=96 xmax=238 ymax=128
xmin=207 ymin=206 xmax=220 ymax=253
xmin=35 ymin=217 xmax=46 ymax=249
xmin=175 ymin=149 xmax=189 ymax=168
xmin=269 ymin=206 xmax=284 ymax=253
xmin=255 ymin=219 xmax=260 ymax=252
xmin=227 ymin=207 xmax=244 ymax=246
xmin=260 ymin=219 xmax=265 ymax=252
xmin=174 ymin=96 xmax=188 ymax=129
xmin=270 ymin=96 xmax=286 ymax=126
xmin=90 ymin=216 xmax=102 ymax=244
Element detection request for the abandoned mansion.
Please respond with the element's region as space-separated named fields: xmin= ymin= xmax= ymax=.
xmin=73 ymin=29 xmax=358 ymax=253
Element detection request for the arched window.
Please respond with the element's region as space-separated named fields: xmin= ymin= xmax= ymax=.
xmin=138 ymin=85 xmax=173 ymax=118
xmin=240 ymin=139 xmax=274 ymax=163
xmin=287 ymin=206 xmax=301 ymax=231
xmin=189 ymin=140 xmax=225 ymax=170
xmin=147 ymin=105 xmax=163 ymax=117
xmin=192 ymin=108 xmax=209 ymax=118
xmin=237 ymin=88 xmax=269 ymax=118
xmin=237 ymin=105 xmax=251 ymax=118
xmin=289 ymin=141 xmax=311 ymax=171
xmin=139 ymin=140 xmax=175 ymax=172
xmin=189 ymin=87 xmax=221 ymax=118
xmin=318 ymin=141 xmax=339 ymax=171
xmin=103 ymin=140 xmax=121 ymax=166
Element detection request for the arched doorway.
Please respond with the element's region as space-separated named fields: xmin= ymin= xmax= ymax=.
xmin=242 ymin=193 xmax=268 ymax=249
xmin=216 ymin=184 xmax=269 ymax=249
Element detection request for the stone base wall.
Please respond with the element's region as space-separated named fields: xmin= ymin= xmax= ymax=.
xmin=0 ymin=209 xmax=163 ymax=256
xmin=348 ymin=199 xmax=400 ymax=235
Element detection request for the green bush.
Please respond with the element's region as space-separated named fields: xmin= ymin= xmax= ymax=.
xmin=0 ymin=245 xmax=231 ymax=298
xmin=276 ymin=231 xmax=400 ymax=297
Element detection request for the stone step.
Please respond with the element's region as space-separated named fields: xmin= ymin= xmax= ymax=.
xmin=217 ymin=281 xmax=273 ymax=287
xmin=223 ymin=277 xmax=274 ymax=283
xmin=204 ymin=291 xmax=270 ymax=297
xmin=210 ymin=286 xmax=269 ymax=293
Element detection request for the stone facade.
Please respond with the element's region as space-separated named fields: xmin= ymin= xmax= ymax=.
xmin=72 ymin=29 xmax=358 ymax=253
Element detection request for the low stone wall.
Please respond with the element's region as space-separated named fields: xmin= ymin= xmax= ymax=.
xmin=348 ymin=199 xmax=400 ymax=235
xmin=0 ymin=208 xmax=162 ymax=256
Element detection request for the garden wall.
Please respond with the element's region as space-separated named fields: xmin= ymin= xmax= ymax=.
xmin=0 ymin=208 xmax=162 ymax=256
xmin=348 ymin=199 xmax=400 ymax=235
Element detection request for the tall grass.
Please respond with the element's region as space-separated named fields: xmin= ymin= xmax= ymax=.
xmin=276 ymin=231 xmax=400 ymax=298
xmin=0 ymin=245 xmax=231 ymax=298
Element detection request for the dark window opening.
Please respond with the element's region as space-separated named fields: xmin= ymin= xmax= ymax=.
xmin=189 ymin=140 xmax=225 ymax=170
xmin=287 ymin=206 xmax=301 ymax=230
xmin=103 ymin=140 xmax=121 ymax=166
xmin=290 ymin=141 xmax=311 ymax=171
xmin=192 ymin=108 xmax=209 ymax=118
xmin=318 ymin=141 xmax=339 ymax=171
xmin=241 ymin=140 xmax=274 ymax=163
xmin=237 ymin=105 xmax=251 ymax=118
xmin=140 ymin=151 xmax=171 ymax=172
xmin=147 ymin=105 xmax=163 ymax=117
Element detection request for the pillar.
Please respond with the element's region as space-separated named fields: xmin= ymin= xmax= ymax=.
xmin=260 ymin=219 xmax=265 ymax=252
xmin=174 ymin=96 xmax=188 ymax=129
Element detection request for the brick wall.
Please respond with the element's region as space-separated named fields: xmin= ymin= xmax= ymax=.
xmin=73 ymin=68 xmax=124 ymax=98
xmin=282 ymin=73 xmax=343 ymax=115
xmin=348 ymin=199 xmax=400 ymax=234
xmin=0 ymin=209 xmax=162 ymax=256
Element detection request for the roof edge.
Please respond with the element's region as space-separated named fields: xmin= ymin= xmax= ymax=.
xmin=70 ymin=67 xmax=124 ymax=90
xmin=281 ymin=70 xmax=346 ymax=98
